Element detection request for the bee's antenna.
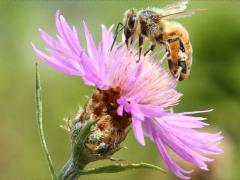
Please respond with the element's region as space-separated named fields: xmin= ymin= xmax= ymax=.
xmin=110 ymin=22 xmax=124 ymax=51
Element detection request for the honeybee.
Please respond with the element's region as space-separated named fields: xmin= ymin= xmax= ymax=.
xmin=112 ymin=0 xmax=204 ymax=81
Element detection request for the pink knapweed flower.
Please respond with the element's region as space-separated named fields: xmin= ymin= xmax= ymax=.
xmin=32 ymin=11 xmax=223 ymax=179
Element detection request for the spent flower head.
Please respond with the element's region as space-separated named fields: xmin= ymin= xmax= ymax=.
xmin=32 ymin=11 xmax=223 ymax=179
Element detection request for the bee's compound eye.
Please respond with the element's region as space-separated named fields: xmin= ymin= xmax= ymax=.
xmin=128 ymin=16 xmax=136 ymax=29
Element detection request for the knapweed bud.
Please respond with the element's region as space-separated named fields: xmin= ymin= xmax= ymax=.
xmin=72 ymin=88 xmax=131 ymax=161
xmin=59 ymin=88 xmax=131 ymax=180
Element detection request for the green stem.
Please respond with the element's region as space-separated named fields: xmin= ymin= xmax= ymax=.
xmin=79 ymin=162 xmax=166 ymax=175
xmin=35 ymin=63 xmax=58 ymax=180
xmin=58 ymin=158 xmax=87 ymax=180
xmin=58 ymin=120 xmax=96 ymax=180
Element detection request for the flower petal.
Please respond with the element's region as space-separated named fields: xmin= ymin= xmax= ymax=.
xmin=32 ymin=43 xmax=82 ymax=76
xmin=132 ymin=118 xmax=145 ymax=146
xmin=153 ymin=132 xmax=193 ymax=180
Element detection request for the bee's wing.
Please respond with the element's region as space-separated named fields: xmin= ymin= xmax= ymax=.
xmin=150 ymin=0 xmax=206 ymax=21
xmin=152 ymin=0 xmax=189 ymax=17
xmin=160 ymin=9 xmax=206 ymax=20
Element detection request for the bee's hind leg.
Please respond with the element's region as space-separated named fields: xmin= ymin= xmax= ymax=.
xmin=167 ymin=37 xmax=185 ymax=52
xmin=175 ymin=66 xmax=183 ymax=80
xmin=175 ymin=60 xmax=186 ymax=81
xmin=144 ymin=44 xmax=156 ymax=56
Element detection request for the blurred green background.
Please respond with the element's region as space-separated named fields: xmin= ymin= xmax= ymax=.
xmin=0 ymin=0 xmax=239 ymax=179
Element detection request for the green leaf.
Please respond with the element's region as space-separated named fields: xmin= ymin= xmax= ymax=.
xmin=79 ymin=162 xmax=166 ymax=175
xmin=73 ymin=120 xmax=96 ymax=157
xmin=35 ymin=63 xmax=58 ymax=180
xmin=76 ymin=120 xmax=96 ymax=143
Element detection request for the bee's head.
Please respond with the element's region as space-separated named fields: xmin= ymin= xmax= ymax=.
xmin=123 ymin=9 xmax=137 ymax=32
xmin=123 ymin=9 xmax=138 ymax=42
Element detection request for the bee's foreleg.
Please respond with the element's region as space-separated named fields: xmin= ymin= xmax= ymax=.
xmin=144 ymin=44 xmax=156 ymax=56
xmin=137 ymin=35 xmax=144 ymax=62
xmin=124 ymin=29 xmax=132 ymax=49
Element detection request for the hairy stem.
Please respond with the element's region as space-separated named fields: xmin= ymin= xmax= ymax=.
xmin=58 ymin=120 xmax=96 ymax=180
xmin=35 ymin=63 xmax=58 ymax=180
xmin=58 ymin=157 xmax=87 ymax=180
